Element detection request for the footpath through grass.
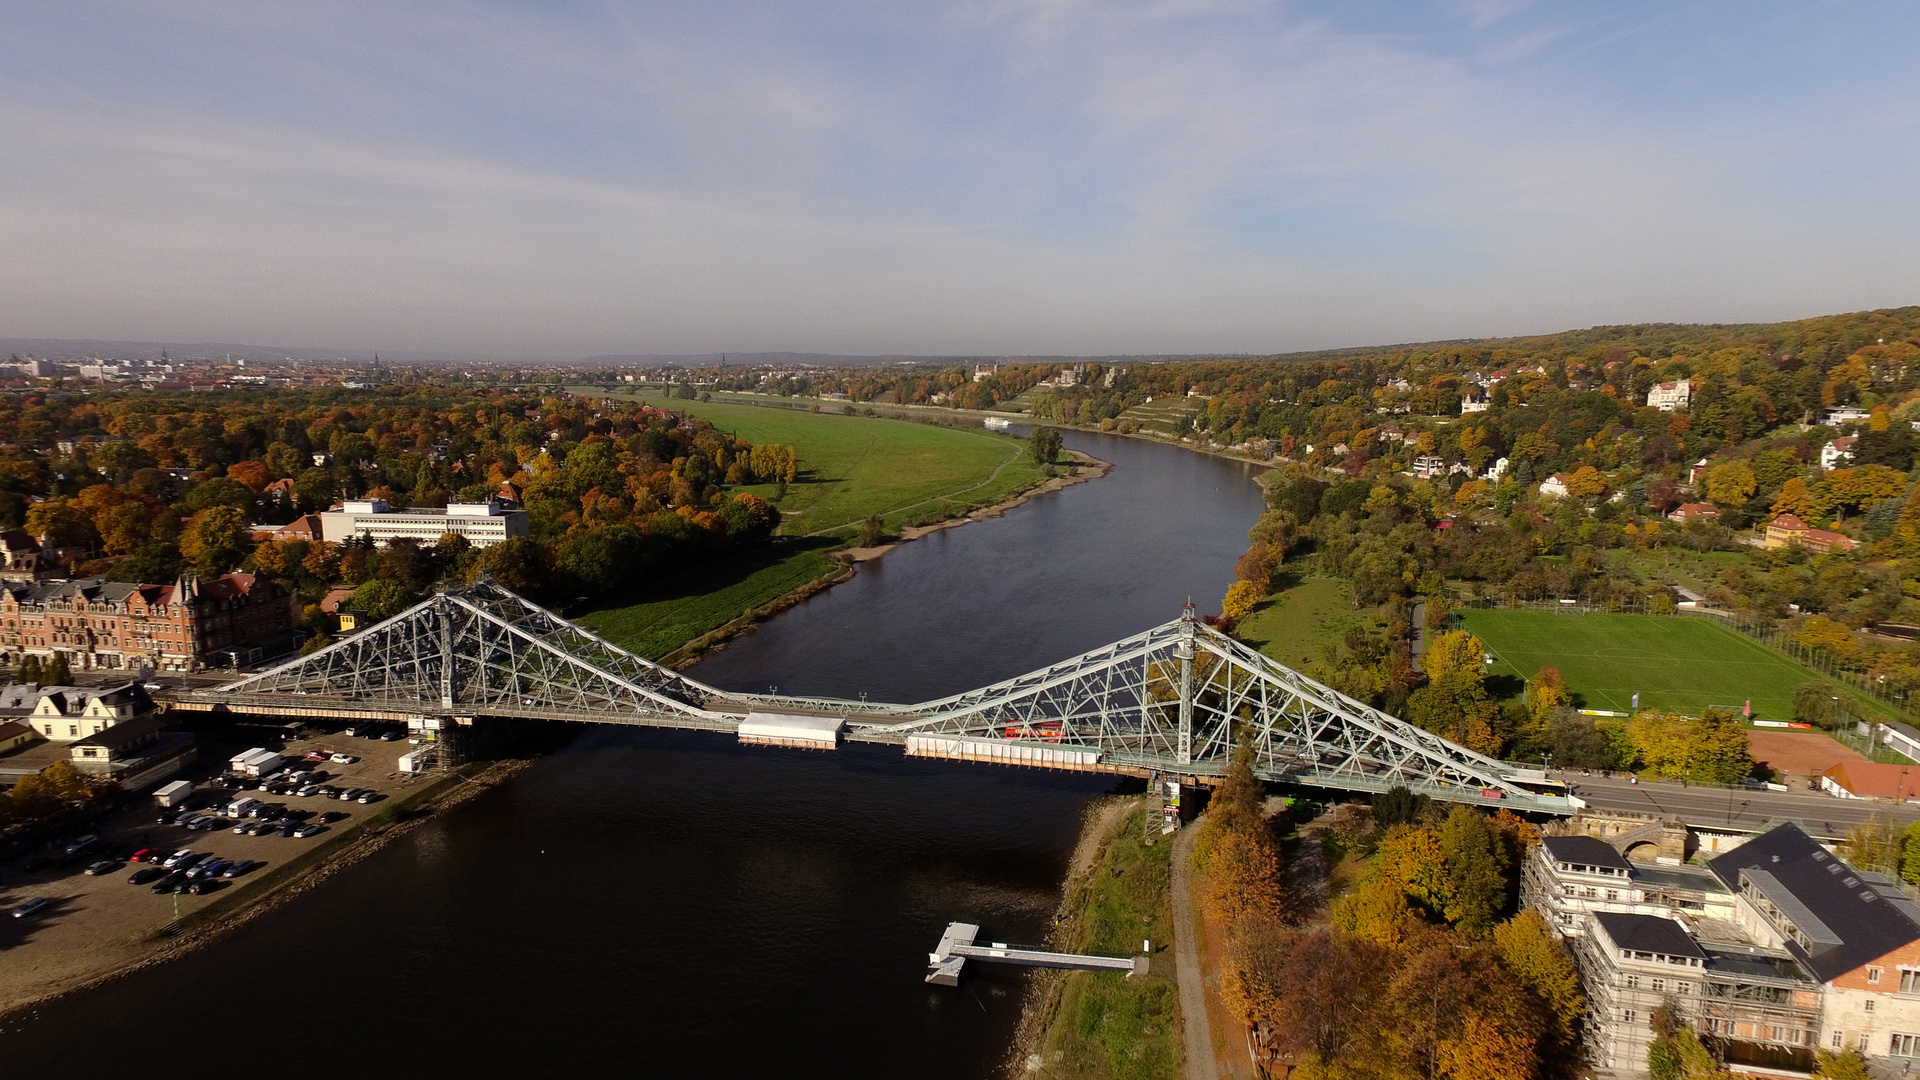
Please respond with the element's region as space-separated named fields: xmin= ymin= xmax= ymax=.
xmin=599 ymin=393 xmax=1050 ymax=539
xmin=1236 ymin=576 xmax=1370 ymax=670
xmin=1458 ymin=609 xmax=1823 ymax=721
xmin=1036 ymin=800 xmax=1180 ymax=1080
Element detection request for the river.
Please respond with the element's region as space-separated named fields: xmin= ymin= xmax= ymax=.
xmin=0 ymin=430 xmax=1265 ymax=1078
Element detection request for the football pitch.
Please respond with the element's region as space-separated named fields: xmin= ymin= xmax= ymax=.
xmin=1456 ymin=609 xmax=1819 ymax=721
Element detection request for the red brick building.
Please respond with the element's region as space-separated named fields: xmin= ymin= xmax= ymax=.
xmin=0 ymin=573 xmax=297 ymax=672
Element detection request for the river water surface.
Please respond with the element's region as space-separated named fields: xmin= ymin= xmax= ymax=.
xmin=1 ymin=431 xmax=1264 ymax=1078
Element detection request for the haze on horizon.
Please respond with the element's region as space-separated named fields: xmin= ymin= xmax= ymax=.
xmin=4 ymin=2 xmax=1917 ymax=360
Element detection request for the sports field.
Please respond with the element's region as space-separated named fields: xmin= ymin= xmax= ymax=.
xmin=1456 ymin=609 xmax=1821 ymax=721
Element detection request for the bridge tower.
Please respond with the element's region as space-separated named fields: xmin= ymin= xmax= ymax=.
xmin=1175 ymin=600 xmax=1196 ymax=766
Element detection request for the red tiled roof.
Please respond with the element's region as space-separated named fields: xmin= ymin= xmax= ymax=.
xmin=1822 ymin=762 xmax=1920 ymax=800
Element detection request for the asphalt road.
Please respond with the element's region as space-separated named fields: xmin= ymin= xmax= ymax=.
xmin=1565 ymin=773 xmax=1920 ymax=838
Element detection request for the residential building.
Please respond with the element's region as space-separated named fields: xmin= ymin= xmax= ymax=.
xmin=0 ymin=573 xmax=297 ymax=672
xmin=0 ymin=530 xmax=47 ymax=580
xmin=1817 ymin=761 xmax=1920 ymax=801
xmin=1648 ymin=380 xmax=1693 ymax=411
xmin=65 ymin=714 xmax=196 ymax=787
xmin=1669 ymin=503 xmax=1720 ymax=524
xmin=1826 ymin=407 xmax=1872 ymax=427
xmin=1822 ymin=435 xmax=1859 ymax=470
xmin=1763 ymin=514 xmax=1856 ymax=553
xmin=1539 ymin=474 xmax=1570 ymax=498
xmin=318 ymin=497 xmax=529 ymax=549
xmin=1484 ymin=456 xmax=1510 ymax=481
xmin=249 ymin=513 xmax=323 ymax=543
xmin=1689 ymin=458 xmax=1713 ymax=484
xmin=1460 ymin=395 xmax=1491 ymax=413
xmin=1537 ymin=822 xmax=1920 ymax=1077
xmin=0 ymin=719 xmax=34 ymax=752
xmin=1412 ymin=455 xmax=1446 ymax=478
xmin=1877 ymin=721 xmax=1920 ymax=763
xmin=1522 ymin=835 xmax=1739 ymax=937
xmin=27 ymin=683 xmax=153 ymax=741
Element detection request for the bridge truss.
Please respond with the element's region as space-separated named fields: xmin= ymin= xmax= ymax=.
xmin=181 ymin=581 xmax=1569 ymax=813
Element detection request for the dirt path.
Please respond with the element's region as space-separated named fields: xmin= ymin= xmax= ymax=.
xmin=1171 ymin=819 xmax=1220 ymax=1080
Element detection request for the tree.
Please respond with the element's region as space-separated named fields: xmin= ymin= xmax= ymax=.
xmin=1794 ymin=616 xmax=1856 ymax=660
xmin=24 ymin=500 xmax=98 ymax=549
xmin=1705 ymin=461 xmax=1757 ymax=506
xmin=1438 ymin=807 xmax=1510 ymax=934
xmin=347 ymin=578 xmax=414 ymax=620
xmin=1772 ymin=476 xmax=1814 ymax=519
xmin=1812 ymin=1049 xmax=1872 ymax=1080
xmin=107 ymin=540 xmax=186 ymax=584
xmin=1373 ymin=785 xmax=1429 ymax=829
xmin=1626 ymin=709 xmax=1753 ymax=783
xmin=1563 ymin=464 xmax=1606 ymax=498
xmin=1222 ymin=579 xmax=1262 ymax=620
xmin=1525 ymin=667 xmax=1567 ymax=727
xmin=1492 ymin=911 xmax=1584 ymax=1050
xmin=1792 ymin=681 xmax=1842 ymax=728
xmin=1423 ymin=631 xmax=1486 ymax=680
xmin=44 ymin=651 xmax=71 ymax=686
xmin=226 ymin=459 xmax=271 ymax=492
xmin=17 ymin=654 xmax=41 ymax=684
xmin=1546 ymin=709 xmax=1621 ymax=770
xmin=471 ymin=536 xmax=551 ymax=597
xmin=1028 ymin=425 xmax=1062 ymax=465
xmin=177 ymin=505 xmax=250 ymax=576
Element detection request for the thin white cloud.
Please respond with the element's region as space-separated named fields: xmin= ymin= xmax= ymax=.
xmin=0 ymin=1 xmax=1915 ymax=355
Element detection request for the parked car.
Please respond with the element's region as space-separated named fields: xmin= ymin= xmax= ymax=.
xmin=129 ymin=866 xmax=168 ymax=885
xmin=329 ymin=753 xmax=358 ymax=764
xmin=151 ymin=873 xmax=187 ymax=893
xmin=83 ymin=859 xmax=123 ymax=875
xmin=188 ymin=878 xmax=220 ymax=895
xmin=274 ymin=820 xmax=298 ymax=837
xmin=157 ymin=809 xmax=181 ymax=825
xmin=378 ymin=730 xmax=401 ymax=741
xmin=63 ymin=835 xmax=101 ymax=858
xmin=22 ymin=855 xmax=55 ymax=872
xmin=336 ymin=788 xmax=360 ymax=801
xmin=220 ymin=859 xmax=255 ymax=878
xmin=233 ymin=820 xmax=255 ymax=834
xmin=303 ymin=750 xmax=331 ymax=761
xmin=356 ymin=791 xmax=381 ymax=804
xmin=161 ymin=848 xmax=196 ymax=869
xmin=317 ymin=786 xmax=341 ymax=799
xmin=318 ymin=811 xmax=347 ymax=824
xmin=297 ymin=784 xmax=322 ymax=798
xmin=131 ymin=847 xmax=160 ymax=863
xmin=292 ymin=823 xmax=324 ymax=839
xmin=12 ymin=897 xmax=50 ymax=918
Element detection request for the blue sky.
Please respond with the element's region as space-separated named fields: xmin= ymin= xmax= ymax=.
xmin=2 ymin=1 xmax=1916 ymax=356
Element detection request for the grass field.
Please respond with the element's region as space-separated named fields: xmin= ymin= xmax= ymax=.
xmin=599 ymin=393 xmax=1050 ymax=539
xmin=1039 ymin=799 xmax=1179 ymax=1080
xmin=1235 ymin=576 xmax=1372 ymax=670
xmin=1458 ymin=609 xmax=1824 ymax=721
xmin=574 ymin=541 xmax=839 ymax=659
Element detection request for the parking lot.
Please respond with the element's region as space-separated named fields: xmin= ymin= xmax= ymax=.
xmin=0 ymin=722 xmax=426 ymax=1009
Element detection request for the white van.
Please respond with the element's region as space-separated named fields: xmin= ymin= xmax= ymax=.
xmin=227 ymin=796 xmax=262 ymax=818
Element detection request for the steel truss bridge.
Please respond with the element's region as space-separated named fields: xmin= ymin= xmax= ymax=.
xmin=174 ymin=581 xmax=1575 ymax=814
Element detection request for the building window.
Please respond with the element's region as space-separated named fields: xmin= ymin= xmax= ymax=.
xmin=1625 ymin=976 xmax=1638 ymax=989
xmin=1870 ymin=967 xmax=1884 ymax=984
xmin=1866 ymin=1000 xmax=1876 ymax=1013
xmin=1833 ymin=1031 xmax=1845 ymax=1049
xmin=1652 ymin=979 xmax=1666 ymax=993
xmin=1901 ymin=970 xmax=1920 ymax=994
xmin=1861 ymin=1034 xmax=1871 ymax=1053
xmin=67 ymin=724 xmax=76 ymax=736
xmin=1623 ymin=1010 xmax=1637 ymax=1025
xmin=1892 ymin=1033 xmax=1920 ymax=1058
xmin=1606 ymin=890 xmax=1619 ymax=901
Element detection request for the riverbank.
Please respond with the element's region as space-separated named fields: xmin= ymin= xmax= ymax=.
xmin=0 ymin=756 xmax=529 ymax=1022
xmin=653 ymin=449 xmax=1109 ymax=669
xmin=1008 ymin=795 xmax=1180 ymax=1080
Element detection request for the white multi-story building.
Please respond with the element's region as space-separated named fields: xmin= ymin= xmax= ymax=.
xmin=1531 ymin=823 xmax=1920 ymax=1078
xmin=1648 ymin=380 xmax=1693 ymax=411
xmin=319 ymin=498 xmax=529 ymax=549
